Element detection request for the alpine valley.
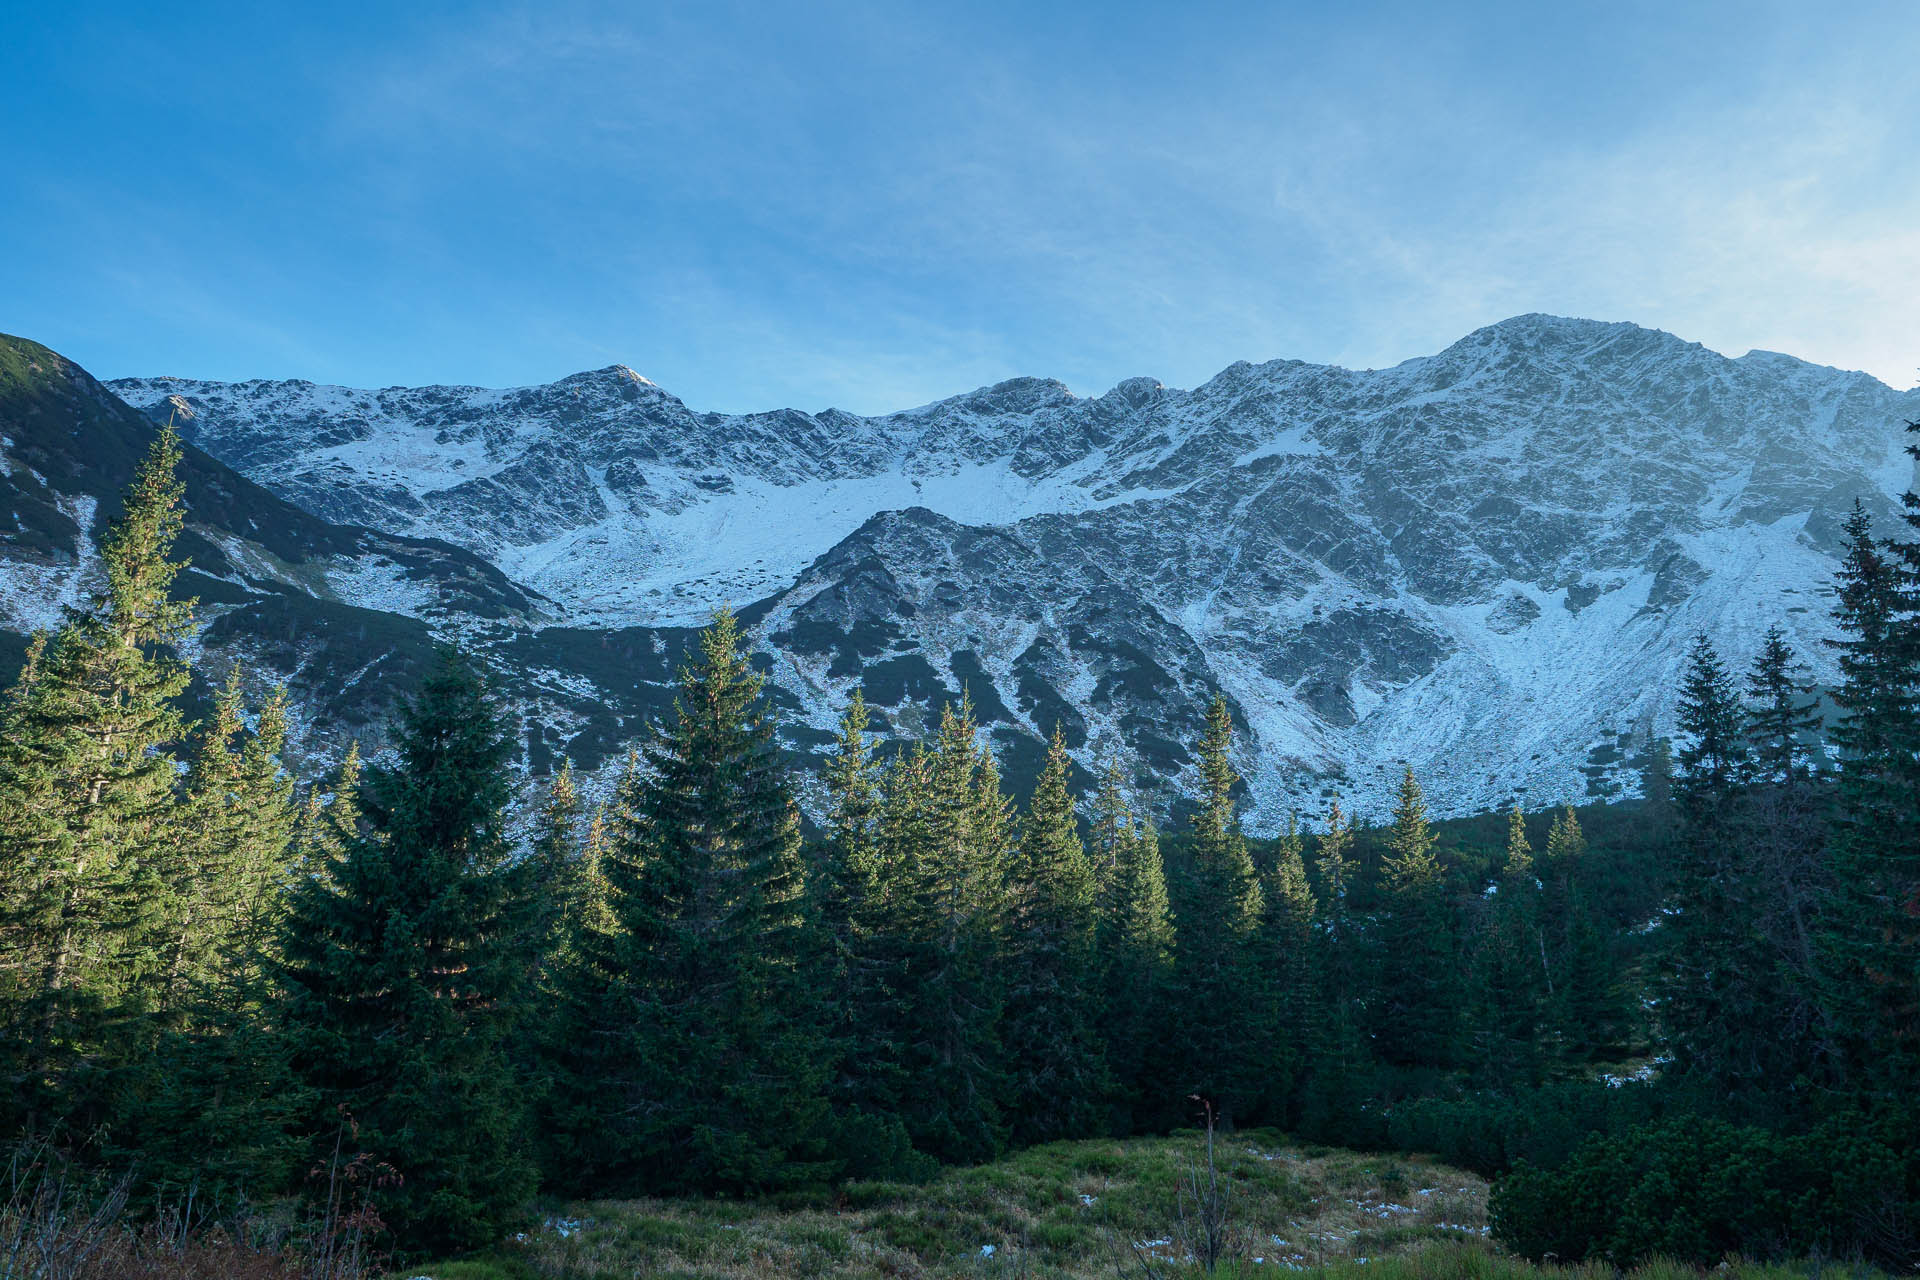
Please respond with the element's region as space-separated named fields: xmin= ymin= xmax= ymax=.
xmin=5 ymin=315 xmax=1914 ymax=826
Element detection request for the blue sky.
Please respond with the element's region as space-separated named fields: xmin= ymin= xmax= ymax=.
xmin=4 ymin=1 xmax=1917 ymax=412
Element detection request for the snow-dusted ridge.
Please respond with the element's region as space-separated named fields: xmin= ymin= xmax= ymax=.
xmin=106 ymin=315 xmax=1920 ymax=823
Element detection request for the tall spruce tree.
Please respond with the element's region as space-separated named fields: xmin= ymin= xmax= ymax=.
xmin=520 ymin=759 xmax=582 ymax=985
xmin=1505 ymin=804 xmax=1534 ymax=881
xmin=122 ymin=676 xmax=302 ymax=1203
xmin=1003 ymin=728 xmax=1104 ymax=1143
xmin=1374 ymin=766 xmax=1456 ymax=1068
xmin=0 ymin=424 xmax=195 ymax=1129
xmin=1473 ymin=804 xmax=1545 ymax=1087
xmin=1819 ymin=501 xmax=1920 ymax=1089
xmin=1256 ymin=814 xmax=1318 ymax=1121
xmin=163 ymin=667 xmax=296 ymax=1018
xmin=541 ymin=612 xmax=834 ymax=1193
xmin=1662 ymin=634 xmax=1774 ymax=1087
xmin=1303 ymin=801 xmax=1371 ymax=1132
xmin=889 ymin=696 xmax=1012 ymax=1162
xmin=275 ymin=648 xmax=535 ymax=1255
xmin=811 ymin=691 xmax=924 ymax=1173
xmin=1089 ymin=754 xmax=1131 ymax=904
xmin=1097 ymin=791 xmax=1176 ymax=1132
xmin=1173 ymin=696 xmax=1264 ymax=1123
xmin=1675 ymin=635 xmax=1750 ymax=798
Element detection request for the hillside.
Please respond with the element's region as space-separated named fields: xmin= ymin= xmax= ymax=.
xmin=0 ymin=333 xmax=542 ymax=745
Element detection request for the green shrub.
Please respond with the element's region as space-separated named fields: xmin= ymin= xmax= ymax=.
xmin=1489 ymin=1109 xmax=1919 ymax=1267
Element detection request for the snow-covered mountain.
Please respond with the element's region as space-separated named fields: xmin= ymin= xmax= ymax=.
xmin=94 ymin=315 xmax=1920 ymax=823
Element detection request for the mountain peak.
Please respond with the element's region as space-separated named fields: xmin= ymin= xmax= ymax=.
xmin=608 ymin=363 xmax=656 ymax=387
xmin=1105 ymin=375 xmax=1167 ymax=404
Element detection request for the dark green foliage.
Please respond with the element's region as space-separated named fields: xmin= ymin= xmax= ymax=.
xmin=1001 ymin=729 xmax=1104 ymax=1145
xmin=1469 ymin=806 xmax=1545 ymax=1088
xmin=1491 ymin=1109 xmax=1920 ymax=1267
xmin=1093 ymin=759 xmax=1176 ymax=1133
xmin=540 ymin=610 xmax=834 ymax=1195
xmin=519 ymin=759 xmax=582 ymax=981
xmin=811 ymin=692 xmax=927 ymax=1176
xmin=0 ymin=426 xmax=195 ymax=1131
xmin=1819 ymin=502 xmax=1920 ymax=1089
xmin=1746 ymin=626 xmax=1820 ymax=783
xmin=1675 ymin=634 xmax=1749 ymax=799
xmin=877 ymin=697 xmax=1012 ymax=1164
xmin=1303 ymin=801 xmax=1372 ymax=1129
xmin=275 ymin=648 xmax=536 ymax=1256
xmin=1254 ymin=816 xmax=1316 ymax=1119
xmin=1169 ymin=697 xmax=1264 ymax=1123
xmin=115 ymin=667 xmax=305 ymax=1201
xmin=1661 ymin=636 xmax=1766 ymax=1084
xmin=1374 ymin=767 xmax=1457 ymax=1069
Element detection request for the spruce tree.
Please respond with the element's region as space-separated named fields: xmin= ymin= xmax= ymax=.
xmin=520 ymin=758 xmax=582 ymax=983
xmin=1544 ymin=805 xmax=1588 ymax=864
xmin=572 ymin=803 xmax=614 ymax=938
xmin=1374 ymin=766 xmax=1456 ymax=1068
xmin=1173 ymin=696 xmax=1264 ymax=1123
xmin=541 ymin=611 xmax=834 ymax=1193
xmin=296 ymin=740 xmax=362 ymax=871
xmin=1818 ymin=501 xmax=1920 ymax=1088
xmin=818 ymin=692 xmax=883 ymax=979
xmin=812 ymin=691 xmax=921 ymax=1171
xmin=1305 ymin=801 xmax=1371 ymax=1129
xmin=1675 ymin=635 xmax=1749 ymax=799
xmin=1472 ymin=804 xmax=1545 ymax=1087
xmin=162 ymin=667 xmax=297 ymax=1018
xmin=1097 ymin=793 xmax=1176 ymax=1132
xmin=1003 ymin=728 xmax=1104 ymax=1144
xmin=1256 ymin=814 xmax=1318 ymax=1121
xmin=275 ymin=648 xmax=535 ymax=1255
xmin=1505 ymin=804 xmax=1534 ymax=880
xmin=0 ymin=424 xmax=195 ymax=1128
xmin=1089 ymin=754 xmax=1131 ymax=904
xmin=1662 ymin=635 xmax=1771 ymax=1087
xmin=1746 ymin=626 xmax=1820 ymax=783
xmin=122 ymin=676 xmax=302 ymax=1203
xmin=887 ymin=695 xmax=1011 ymax=1162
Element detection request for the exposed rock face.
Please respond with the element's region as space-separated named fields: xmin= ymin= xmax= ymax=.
xmin=65 ymin=314 xmax=1920 ymax=822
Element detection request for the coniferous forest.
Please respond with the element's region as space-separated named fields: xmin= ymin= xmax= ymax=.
xmin=2 ymin=418 xmax=1918 ymax=1273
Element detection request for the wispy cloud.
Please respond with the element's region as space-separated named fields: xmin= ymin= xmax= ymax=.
xmin=5 ymin=0 xmax=1916 ymax=405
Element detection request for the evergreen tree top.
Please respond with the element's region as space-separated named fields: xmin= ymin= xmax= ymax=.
xmin=1746 ymin=626 xmax=1820 ymax=782
xmin=98 ymin=420 xmax=194 ymax=650
xmin=365 ymin=646 xmax=516 ymax=881
xmin=1545 ymin=805 xmax=1587 ymax=863
xmin=1676 ymin=634 xmax=1748 ymax=799
xmin=1315 ymin=800 xmax=1353 ymax=897
xmin=1504 ymin=803 xmax=1534 ymax=880
xmin=1191 ymin=695 xmax=1240 ymax=841
xmin=1014 ymin=728 xmax=1096 ymax=918
xmin=1382 ymin=766 xmax=1439 ymax=893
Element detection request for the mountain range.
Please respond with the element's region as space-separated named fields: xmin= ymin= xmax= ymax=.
xmin=4 ymin=315 xmax=1913 ymax=825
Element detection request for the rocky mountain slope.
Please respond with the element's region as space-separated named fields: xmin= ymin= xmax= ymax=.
xmin=17 ymin=315 xmax=1912 ymax=823
xmin=0 ymin=333 xmax=543 ymax=737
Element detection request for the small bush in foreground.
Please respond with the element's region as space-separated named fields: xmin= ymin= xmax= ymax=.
xmin=1490 ymin=1110 xmax=1919 ymax=1268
